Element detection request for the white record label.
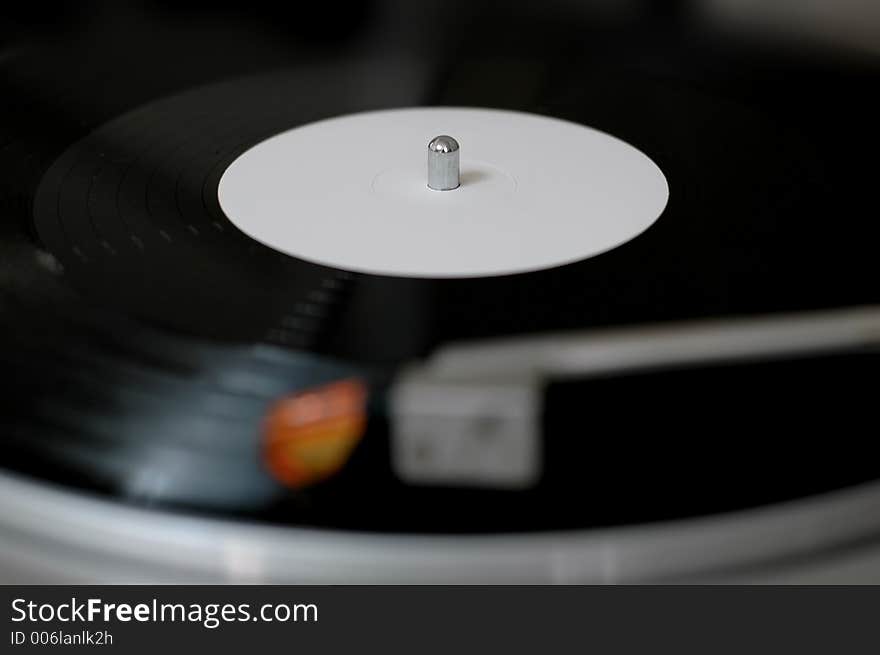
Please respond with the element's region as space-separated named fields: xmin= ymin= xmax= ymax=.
xmin=218 ymin=107 xmax=668 ymax=278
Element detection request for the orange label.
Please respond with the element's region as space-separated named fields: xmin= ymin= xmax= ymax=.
xmin=263 ymin=379 xmax=367 ymax=488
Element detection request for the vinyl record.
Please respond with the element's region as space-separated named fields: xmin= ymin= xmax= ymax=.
xmin=1 ymin=16 xmax=879 ymax=533
xmin=26 ymin=65 xmax=877 ymax=361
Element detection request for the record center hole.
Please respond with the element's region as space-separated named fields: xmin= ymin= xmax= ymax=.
xmin=370 ymin=160 xmax=517 ymax=199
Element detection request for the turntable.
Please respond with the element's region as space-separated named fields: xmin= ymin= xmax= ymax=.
xmin=0 ymin=1 xmax=878 ymax=583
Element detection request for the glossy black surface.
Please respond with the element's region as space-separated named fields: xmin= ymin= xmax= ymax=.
xmin=0 ymin=2 xmax=878 ymax=531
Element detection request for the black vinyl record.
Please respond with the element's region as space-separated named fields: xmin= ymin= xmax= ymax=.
xmin=1 ymin=4 xmax=879 ymax=532
xmin=25 ymin=64 xmax=880 ymax=359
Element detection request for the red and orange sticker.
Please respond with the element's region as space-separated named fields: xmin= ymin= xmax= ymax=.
xmin=263 ymin=379 xmax=368 ymax=489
